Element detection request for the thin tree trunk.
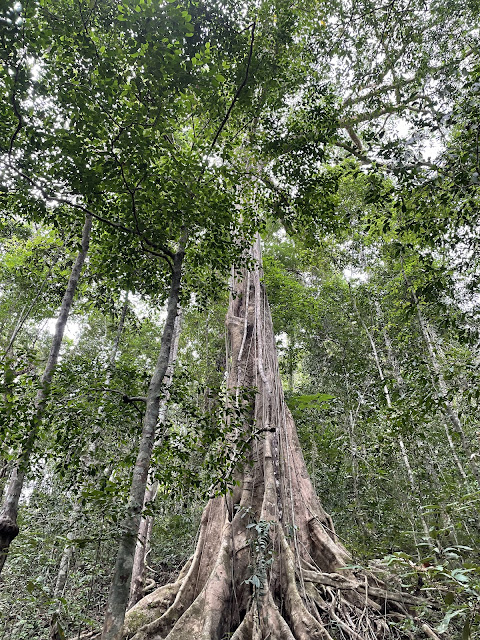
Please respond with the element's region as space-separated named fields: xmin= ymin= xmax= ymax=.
xmin=378 ymin=298 xmax=474 ymax=545
xmin=422 ymin=452 xmax=462 ymax=547
xmin=91 ymin=292 xmax=130 ymax=450
xmin=0 ymin=459 xmax=10 ymax=498
xmin=54 ymin=502 xmax=81 ymax=598
xmin=128 ymin=310 xmax=183 ymax=610
xmin=376 ymin=302 xmax=432 ymax=540
xmin=127 ymin=482 xmax=158 ymax=610
xmin=412 ymin=292 xmax=480 ymax=485
xmin=346 ymin=407 xmax=370 ymax=536
xmin=2 ymin=247 xmax=63 ymax=361
xmin=52 ymin=293 xmax=129 ymax=606
xmin=352 ymin=293 xmax=430 ymax=540
xmin=108 ymin=294 xmax=129 ymax=370
xmin=441 ymin=419 xmax=468 ymax=480
xmin=0 ymin=213 xmax=92 ymax=574
xmin=376 ymin=300 xmax=469 ymax=483
xmin=2 ymin=300 xmax=28 ymax=353
xmin=102 ymin=238 xmax=186 ymax=640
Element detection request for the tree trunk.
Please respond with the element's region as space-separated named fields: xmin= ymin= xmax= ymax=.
xmin=353 ymin=295 xmax=430 ymax=540
xmin=102 ymin=239 xmax=186 ymax=640
xmin=54 ymin=502 xmax=81 ymax=598
xmin=52 ymin=293 xmax=130 ymax=608
xmin=128 ymin=310 xmax=183 ymax=610
xmin=375 ymin=300 xmax=469 ymax=484
xmin=344 ymin=389 xmax=370 ymax=537
xmin=2 ymin=244 xmax=63 ymax=361
xmin=0 ymin=213 xmax=92 ymax=574
xmin=412 ymin=294 xmax=480 ymax=485
xmin=127 ymin=482 xmax=158 ymax=610
xmin=121 ymin=238 xmax=422 ymax=640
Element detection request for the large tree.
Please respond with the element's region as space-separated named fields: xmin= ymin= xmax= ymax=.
xmin=2 ymin=0 xmax=480 ymax=637
xmin=121 ymin=238 xmax=427 ymax=640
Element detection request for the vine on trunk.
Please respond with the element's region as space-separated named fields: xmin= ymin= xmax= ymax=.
xmin=104 ymin=238 xmax=434 ymax=640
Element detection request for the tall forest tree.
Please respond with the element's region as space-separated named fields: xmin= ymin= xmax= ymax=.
xmin=1 ymin=0 xmax=480 ymax=638
xmin=118 ymin=238 xmax=433 ymax=640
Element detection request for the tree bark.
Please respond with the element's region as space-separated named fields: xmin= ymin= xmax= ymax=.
xmin=128 ymin=310 xmax=183 ymax=610
xmin=127 ymin=482 xmax=158 ymax=610
xmin=52 ymin=293 xmax=130 ymax=608
xmin=102 ymin=238 xmax=186 ymax=640
xmin=0 ymin=213 xmax=92 ymax=574
xmin=352 ymin=293 xmax=430 ymax=539
xmin=120 ymin=237 xmax=418 ymax=640
xmin=412 ymin=292 xmax=480 ymax=485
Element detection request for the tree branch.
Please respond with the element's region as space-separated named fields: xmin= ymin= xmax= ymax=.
xmin=3 ymin=163 xmax=175 ymax=267
xmin=209 ymin=21 xmax=256 ymax=151
xmin=90 ymin=387 xmax=146 ymax=403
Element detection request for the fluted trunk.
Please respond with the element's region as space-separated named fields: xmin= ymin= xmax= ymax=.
xmin=121 ymin=238 xmax=423 ymax=640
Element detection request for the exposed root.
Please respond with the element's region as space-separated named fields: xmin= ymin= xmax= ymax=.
xmin=278 ymin=524 xmax=336 ymax=640
xmin=230 ymin=595 xmax=299 ymax=640
xmin=260 ymin=593 xmax=297 ymax=640
xmin=301 ymin=570 xmax=424 ymax=608
xmin=230 ymin=608 xmax=253 ymax=640
xmin=74 ymin=632 xmax=101 ymax=640
xmin=115 ymin=257 xmax=434 ymax=640
xmin=124 ymin=580 xmax=184 ymax=638
xmin=421 ymin=623 xmax=442 ymax=640
xmin=143 ymin=578 xmax=156 ymax=594
xmin=308 ymin=518 xmax=350 ymax=572
xmin=129 ymin=518 xmax=232 ymax=640
xmin=165 ymin=521 xmax=233 ymax=639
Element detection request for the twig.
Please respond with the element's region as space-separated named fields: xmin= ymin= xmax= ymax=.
xmin=90 ymin=387 xmax=147 ymax=403
xmin=421 ymin=623 xmax=442 ymax=640
xmin=3 ymin=163 xmax=175 ymax=267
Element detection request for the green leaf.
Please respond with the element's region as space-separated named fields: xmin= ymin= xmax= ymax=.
xmin=26 ymin=581 xmax=36 ymax=593
xmin=287 ymin=393 xmax=335 ymax=410
xmin=463 ymin=617 xmax=471 ymax=640
xmin=251 ymin=575 xmax=260 ymax=588
xmin=437 ymin=608 xmax=466 ymax=633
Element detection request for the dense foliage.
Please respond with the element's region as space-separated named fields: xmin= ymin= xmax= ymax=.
xmin=1 ymin=0 xmax=480 ymax=638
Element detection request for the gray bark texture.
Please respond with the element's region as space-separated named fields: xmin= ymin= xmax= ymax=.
xmin=0 ymin=213 xmax=92 ymax=574
xmin=102 ymin=240 xmax=186 ymax=640
xmin=117 ymin=237 xmax=425 ymax=640
xmin=128 ymin=310 xmax=182 ymax=610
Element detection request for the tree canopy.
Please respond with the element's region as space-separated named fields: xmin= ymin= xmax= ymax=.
xmin=1 ymin=0 xmax=480 ymax=638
